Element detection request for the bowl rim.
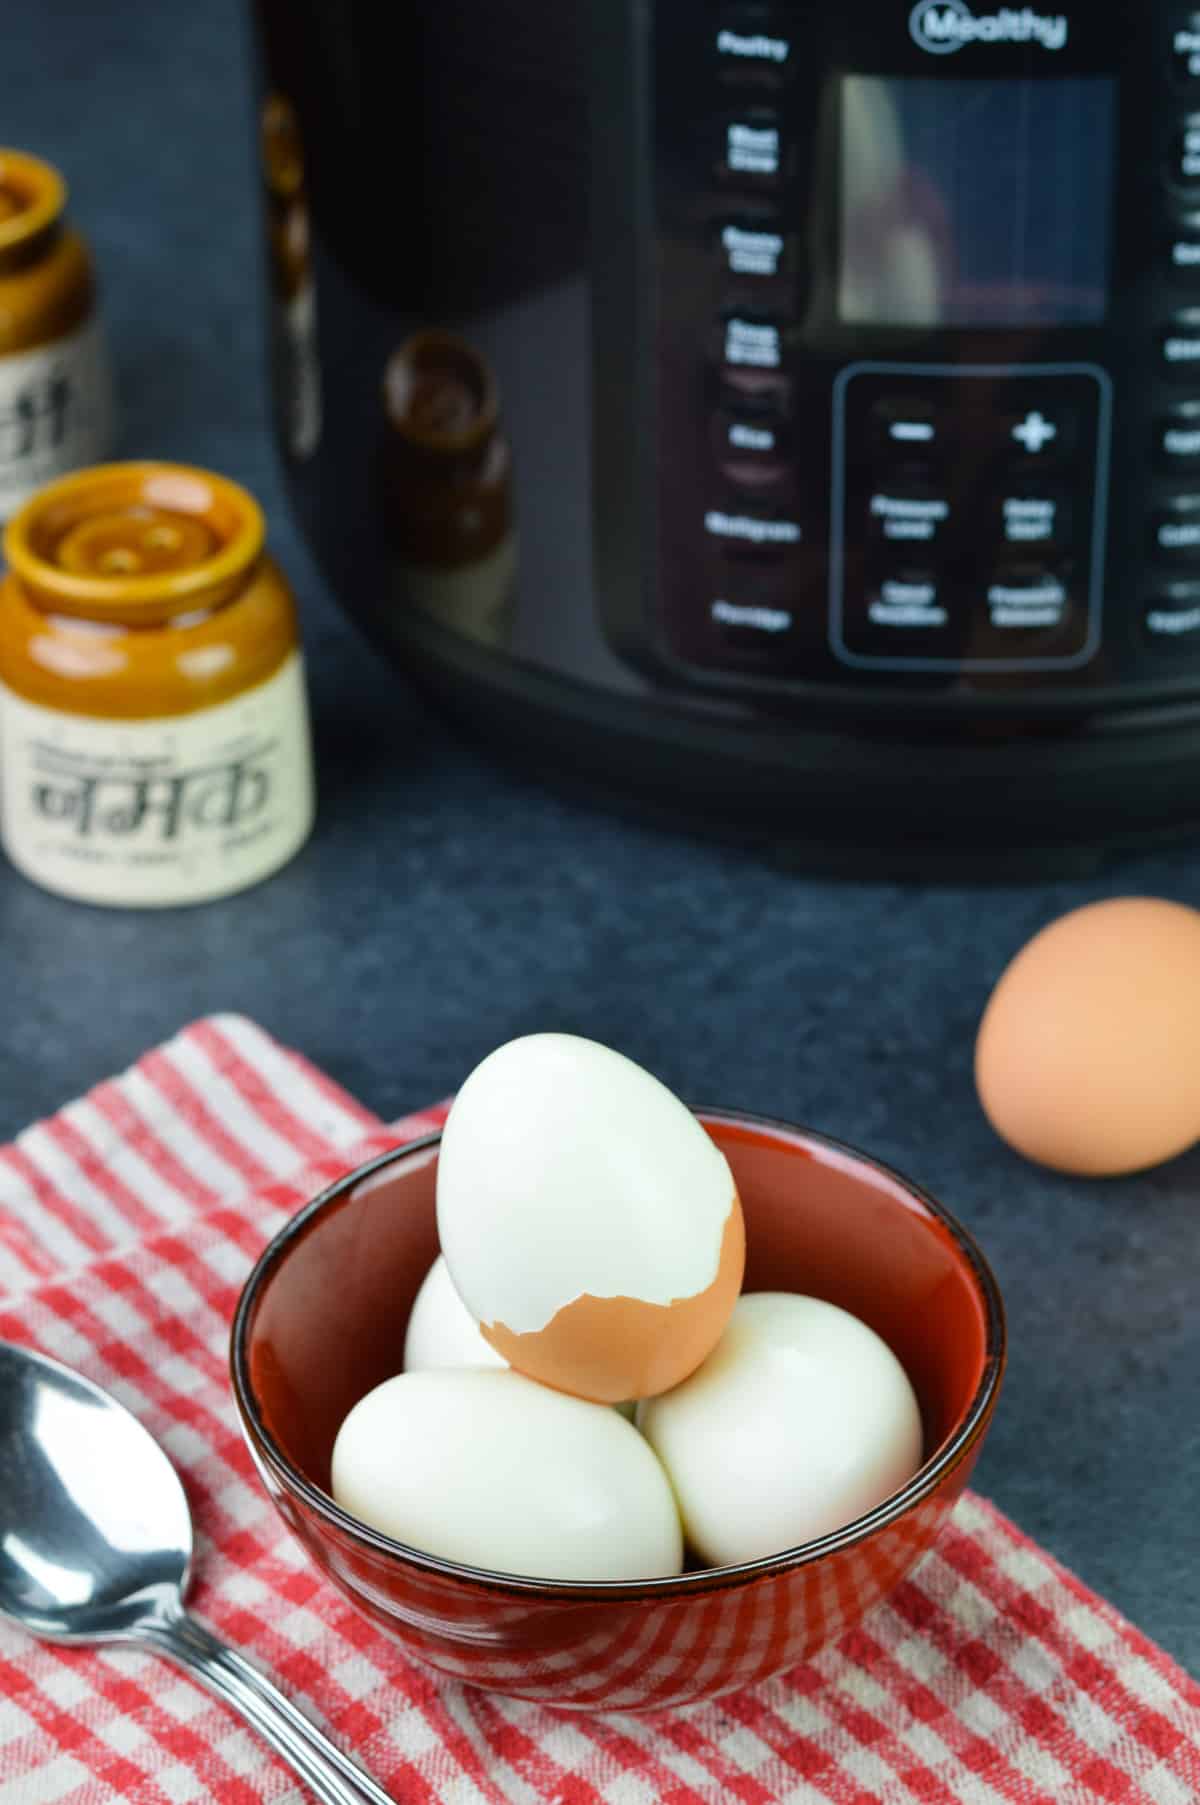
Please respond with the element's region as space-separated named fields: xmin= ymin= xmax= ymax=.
xmin=230 ymin=1108 xmax=1006 ymax=1601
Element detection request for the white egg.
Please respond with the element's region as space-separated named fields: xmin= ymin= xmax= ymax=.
xmin=638 ymin=1294 xmax=923 ymax=1568
xmin=331 ymin=1368 xmax=683 ymax=1581
xmin=403 ymin=1254 xmax=506 ymax=1373
xmin=436 ymin=1034 xmax=745 ymax=1402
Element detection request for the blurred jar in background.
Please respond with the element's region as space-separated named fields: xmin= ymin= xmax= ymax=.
xmin=0 ymin=461 xmax=314 ymax=908
xmin=381 ymin=331 xmax=517 ymax=649
xmin=0 ymin=150 xmax=114 ymax=520
xmin=261 ymin=95 xmax=322 ymax=461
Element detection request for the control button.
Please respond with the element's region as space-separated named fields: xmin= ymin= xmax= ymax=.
xmin=710 ymin=596 xmax=795 ymax=647
xmin=866 ymin=572 xmax=947 ymax=632
xmin=721 ymin=314 xmax=784 ymax=370
xmin=714 ymin=9 xmax=795 ymax=86
xmin=1009 ymin=409 xmax=1061 ymax=454
xmin=704 ymin=504 xmax=803 ymax=558
xmin=714 ymin=312 xmax=790 ymax=405
xmin=1171 ymin=14 xmax=1200 ymax=91
xmin=1168 ymin=118 xmax=1200 ymax=191
xmin=718 ymin=112 xmax=787 ymax=186
xmin=1144 ymin=579 xmax=1200 ymax=644
xmin=871 ymin=397 xmax=944 ymax=456
xmin=1160 ymin=312 xmax=1200 ymax=377
xmin=999 ymin=487 xmax=1070 ymax=548
xmin=868 ymin=479 xmax=951 ymax=547
xmin=998 ymin=402 xmax=1077 ymax=464
xmin=717 ymin=218 xmax=795 ymax=285
xmin=1156 ymin=400 xmax=1200 ymax=467
xmin=984 ymin=566 xmax=1070 ymax=631
xmin=1150 ymin=497 xmax=1200 ymax=559
xmin=1167 ymin=230 xmax=1200 ymax=282
xmin=714 ymin=411 xmax=790 ymax=462
xmin=712 ymin=411 xmax=792 ymax=492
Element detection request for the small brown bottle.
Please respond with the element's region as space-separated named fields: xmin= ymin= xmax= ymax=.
xmin=0 ymin=149 xmax=113 ymax=520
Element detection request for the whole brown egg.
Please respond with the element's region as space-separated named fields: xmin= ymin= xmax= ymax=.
xmin=975 ymin=897 xmax=1200 ymax=1177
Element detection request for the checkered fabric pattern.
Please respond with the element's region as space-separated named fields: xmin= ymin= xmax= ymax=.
xmin=0 ymin=1014 xmax=1197 ymax=1805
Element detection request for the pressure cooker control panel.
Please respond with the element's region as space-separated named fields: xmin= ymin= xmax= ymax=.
xmin=627 ymin=0 xmax=1197 ymax=700
xmin=828 ymin=363 xmax=1110 ymax=670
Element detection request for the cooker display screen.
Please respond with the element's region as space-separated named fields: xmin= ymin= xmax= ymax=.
xmin=838 ymin=75 xmax=1117 ymax=328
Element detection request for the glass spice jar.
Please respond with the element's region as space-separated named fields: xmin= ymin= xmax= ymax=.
xmin=0 ymin=461 xmax=315 ymax=907
xmin=0 ymin=149 xmax=113 ymax=521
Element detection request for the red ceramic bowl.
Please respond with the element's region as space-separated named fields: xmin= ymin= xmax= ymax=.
xmin=231 ymin=1112 xmax=1005 ymax=1711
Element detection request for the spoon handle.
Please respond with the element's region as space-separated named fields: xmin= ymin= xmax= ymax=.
xmin=139 ymin=1612 xmax=397 ymax=1805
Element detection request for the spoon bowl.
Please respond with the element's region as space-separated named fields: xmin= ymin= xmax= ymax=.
xmin=0 ymin=1343 xmax=192 ymax=1643
xmin=0 ymin=1340 xmax=396 ymax=1805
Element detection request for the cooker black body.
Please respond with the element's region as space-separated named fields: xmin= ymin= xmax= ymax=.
xmin=249 ymin=0 xmax=1200 ymax=868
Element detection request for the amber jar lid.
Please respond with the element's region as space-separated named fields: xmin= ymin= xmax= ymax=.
xmin=2 ymin=461 xmax=266 ymax=626
xmin=0 ymin=148 xmax=66 ymax=264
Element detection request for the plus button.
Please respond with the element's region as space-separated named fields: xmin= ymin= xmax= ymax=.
xmin=1012 ymin=410 xmax=1058 ymax=454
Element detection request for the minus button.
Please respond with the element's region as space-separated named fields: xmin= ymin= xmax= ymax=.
xmin=889 ymin=420 xmax=935 ymax=443
xmin=871 ymin=398 xmax=942 ymax=456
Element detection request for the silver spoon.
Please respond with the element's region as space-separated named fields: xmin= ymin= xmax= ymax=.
xmin=0 ymin=1340 xmax=397 ymax=1805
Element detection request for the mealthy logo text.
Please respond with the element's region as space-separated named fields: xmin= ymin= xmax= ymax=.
xmin=909 ymin=1 xmax=1069 ymax=54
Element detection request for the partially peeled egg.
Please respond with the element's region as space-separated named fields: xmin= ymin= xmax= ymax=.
xmin=436 ymin=1034 xmax=745 ymax=1403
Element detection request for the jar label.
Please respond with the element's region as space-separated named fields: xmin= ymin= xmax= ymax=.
xmin=0 ymin=653 xmax=315 ymax=907
xmin=0 ymin=316 xmax=115 ymax=520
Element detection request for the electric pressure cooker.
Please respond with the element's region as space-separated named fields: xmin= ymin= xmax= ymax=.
xmin=249 ymin=0 xmax=1200 ymax=867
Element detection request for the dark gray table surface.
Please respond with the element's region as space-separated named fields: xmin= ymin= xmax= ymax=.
xmin=5 ymin=0 xmax=1198 ymax=1678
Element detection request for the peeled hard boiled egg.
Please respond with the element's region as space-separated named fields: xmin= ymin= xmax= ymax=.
xmin=975 ymin=897 xmax=1200 ymax=1177
xmin=403 ymin=1254 xmax=506 ymax=1373
xmin=638 ymin=1293 xmax=923 ymax=1568
xmin=436 ymin=1034 xmax=745 ymax=1403
xmin=331 ymin=1368 xmax=683 ymax=1581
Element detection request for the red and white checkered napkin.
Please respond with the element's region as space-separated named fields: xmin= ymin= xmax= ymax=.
xmin=0 ymin=1016 xmax=1197 ymax=1805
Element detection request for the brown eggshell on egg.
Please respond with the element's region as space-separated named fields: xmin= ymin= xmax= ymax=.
xmin=483 ymin=1194 xmax=746 ymax=1403
xmin=975 ymin=896 xmax=1200 ymax=1177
